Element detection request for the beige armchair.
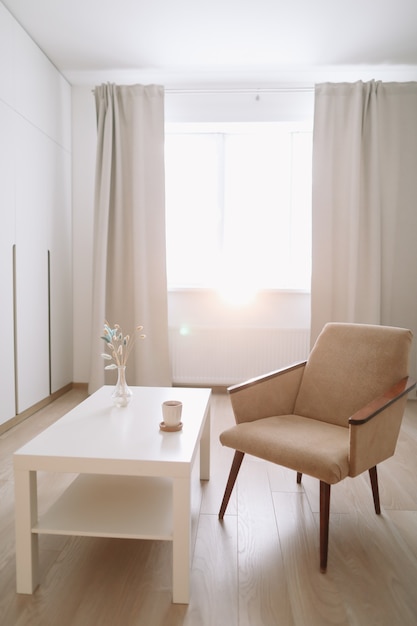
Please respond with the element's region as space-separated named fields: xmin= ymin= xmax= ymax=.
xmin=219 ymin=323 xmax=415 ymax=571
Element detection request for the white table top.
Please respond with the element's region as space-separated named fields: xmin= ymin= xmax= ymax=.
xmin=14 ymin=386 xmax=212 ymax=477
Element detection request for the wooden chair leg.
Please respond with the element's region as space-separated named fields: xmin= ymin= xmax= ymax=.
xmin=219 ymin=450 xmax=245 ymax=520
xmin=369 ymin=466 xmax=381 ymax=515
xmin=296 ymin=472 xmax=302 ymax=484
xmin=320 ymin=481 xmax=331 ymax=572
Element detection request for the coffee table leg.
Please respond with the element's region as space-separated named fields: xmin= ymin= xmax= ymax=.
xmin=14 ymin=469 xmax=39 ymax=593
xmin=200 ymin=408 xmax=211 ymax=481
xmin=172 ymin=477 xmax=191 ymax=603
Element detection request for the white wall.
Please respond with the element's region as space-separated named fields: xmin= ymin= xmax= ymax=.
xmin=168 ymin=289 xmax=311 ymax=385
xmin=168 ymin=288 xmax=310 ymax=329
xmin=71 ymin=87 xmax=96 ymax=383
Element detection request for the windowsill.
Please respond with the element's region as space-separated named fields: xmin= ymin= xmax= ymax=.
xmin=167 ymin=286 xmax=311 ymax=295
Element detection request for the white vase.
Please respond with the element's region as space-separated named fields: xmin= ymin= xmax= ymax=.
xmin=111 ymin=365 xmax=132 ymax=407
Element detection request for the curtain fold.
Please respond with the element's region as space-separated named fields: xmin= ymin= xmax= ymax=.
xmin=311 ymin=81 xmax=417 ymax=381
xmin=89 ymin=83 xmax=171 ymax=393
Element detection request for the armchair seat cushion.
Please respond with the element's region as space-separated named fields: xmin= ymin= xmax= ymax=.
xmin=220 ymin=415 xmax=350 ymax=484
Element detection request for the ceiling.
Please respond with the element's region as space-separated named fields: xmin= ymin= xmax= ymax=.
xmin=3 ymin=0 xmax=417 ymax=86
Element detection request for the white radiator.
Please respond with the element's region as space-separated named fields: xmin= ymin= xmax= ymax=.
xmin=169 ymin=327 xmax=310 ymax=386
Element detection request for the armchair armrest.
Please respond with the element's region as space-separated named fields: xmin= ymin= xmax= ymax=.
xmin=349 ymin=376 xmax=416 ymax=477
xmin=349 ymin=376 xmax=416 ymax=425
xmin=227 ymin=361 xmax=306 ymax=424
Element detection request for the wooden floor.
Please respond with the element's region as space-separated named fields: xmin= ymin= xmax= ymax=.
xmin=1 ymin=388 xmax=417 ymax=626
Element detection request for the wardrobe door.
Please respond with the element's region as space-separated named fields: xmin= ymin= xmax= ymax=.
xmin=14 ymin=119 xmax=50 ymax=413
xmin=0 ymin=103 xmax=17 ymax=425
xmin=1 ymin=3 xmax=73 ymax=422
xmin=49 ymin=143 xmax=73 ymax=393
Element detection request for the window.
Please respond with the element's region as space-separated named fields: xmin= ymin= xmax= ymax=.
xmin=165 ymin=123 xmax=312 ymax=296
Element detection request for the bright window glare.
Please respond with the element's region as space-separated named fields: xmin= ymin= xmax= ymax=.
xmin=164 ymin=134 xmax=221 ymax=286
xmin=165 ymin=123 xmax=312 ymax=291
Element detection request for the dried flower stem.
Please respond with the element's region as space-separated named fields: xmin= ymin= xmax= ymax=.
xmin=101 ymin=321 xmax=146 ymax=369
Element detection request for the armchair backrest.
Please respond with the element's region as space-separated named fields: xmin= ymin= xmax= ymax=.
xmin=294 ymin=323 xmax=413 ymax=427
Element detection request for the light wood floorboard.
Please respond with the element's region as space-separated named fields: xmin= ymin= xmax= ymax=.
xmin=0 ymin=389 xmax=416 ymax=625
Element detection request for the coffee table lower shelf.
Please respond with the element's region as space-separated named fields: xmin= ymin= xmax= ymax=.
xmin=33 ymin=474 xmax=174 ymax=540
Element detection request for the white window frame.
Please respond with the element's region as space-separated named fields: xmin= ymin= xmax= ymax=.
xmin=164 ymin=121 xmax=312 ymax=296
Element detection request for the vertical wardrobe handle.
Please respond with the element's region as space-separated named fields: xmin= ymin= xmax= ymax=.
xmin=48 ymin=249 xmax=52 ymax=396
xmin=12 ymin=244 xmax=18 ymax=415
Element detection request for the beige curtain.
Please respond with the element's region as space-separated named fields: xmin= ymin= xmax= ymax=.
xmin=89 ymin=84 xmax=171 ymax=393
xmin=311 ymin=81 xmax=417 ymax=381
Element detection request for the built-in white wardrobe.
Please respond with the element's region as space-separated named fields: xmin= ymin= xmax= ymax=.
xmin=0 ymin=4 xmax=72 ymax=429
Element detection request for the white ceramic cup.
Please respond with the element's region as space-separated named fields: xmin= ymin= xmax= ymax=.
xmin=162 ymin=400 xmax=183 ymax=426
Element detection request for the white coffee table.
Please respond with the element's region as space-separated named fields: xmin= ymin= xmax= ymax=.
xmin=13 ymin=385 xmax=211 ymax=603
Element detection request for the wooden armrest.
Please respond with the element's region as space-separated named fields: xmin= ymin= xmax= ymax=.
xmin=227 ymin=361 xmax=307 ymax=394
xmin=227 ymin=362 xmax=306 ymax=424
xmin=349 ymin=376 xmax=416 ymax=426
